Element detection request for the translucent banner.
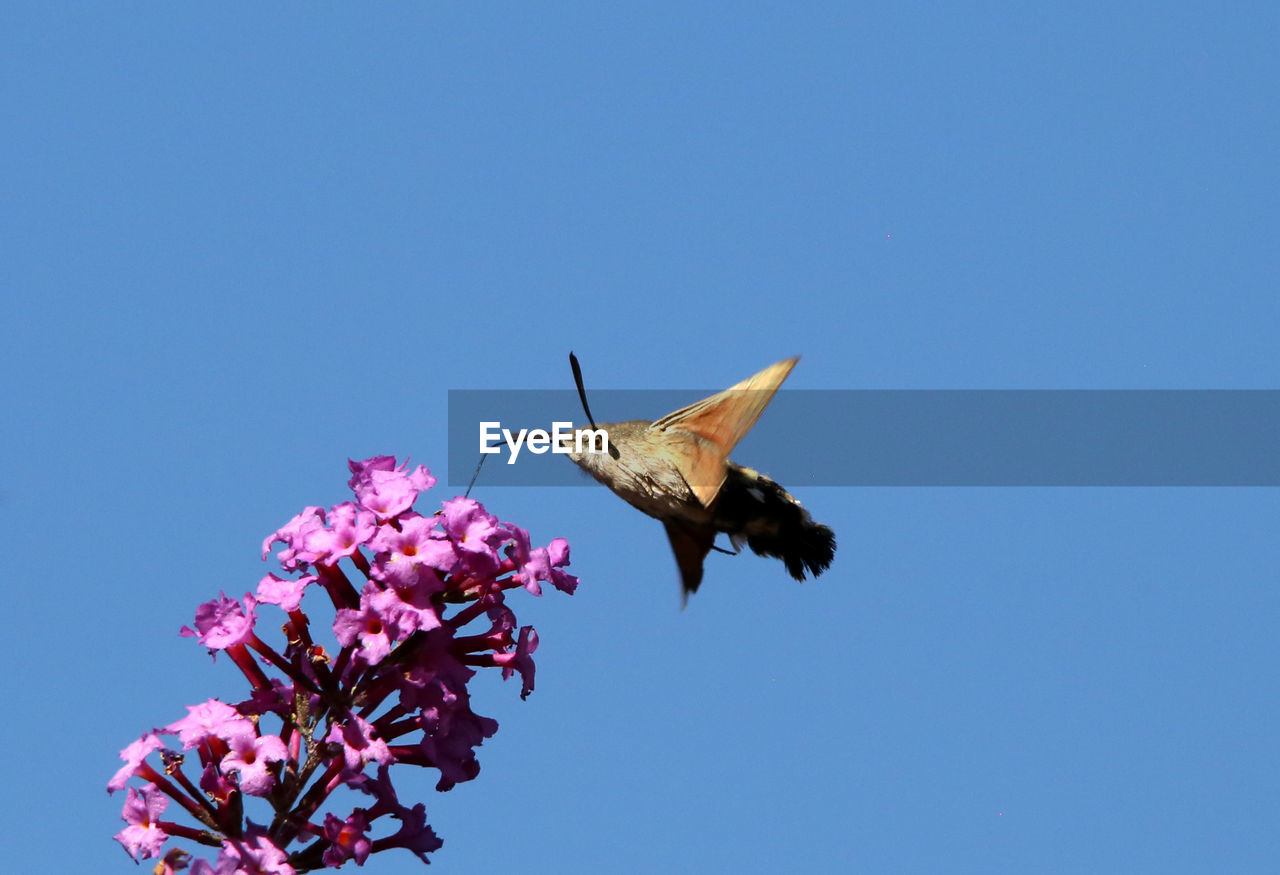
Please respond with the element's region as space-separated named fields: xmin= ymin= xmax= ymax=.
xmin=447 ymin=390 xmax=1280 ymax=487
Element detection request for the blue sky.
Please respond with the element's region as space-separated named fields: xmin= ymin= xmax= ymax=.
xmin=2 ymin=4 xmax=1277 ymax=872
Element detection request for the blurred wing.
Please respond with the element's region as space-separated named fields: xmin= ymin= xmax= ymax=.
xmin=650 ymin=357 xmax=798 ymax=507
xmin=663 ymin=520 xmax=716 ymax=605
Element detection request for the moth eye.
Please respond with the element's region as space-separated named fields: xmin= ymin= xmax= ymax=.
xmin=608 ymin=445 xmax=621 ymax=460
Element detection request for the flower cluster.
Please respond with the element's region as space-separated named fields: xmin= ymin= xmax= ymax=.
xmin=108 ymin=457 xmax=578 ymax=872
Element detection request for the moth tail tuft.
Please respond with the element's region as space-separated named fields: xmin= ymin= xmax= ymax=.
xmin=715 ymin=465 xmax=837 ymax=582
xmin=772 ymin=519 xmax=837 ymax=581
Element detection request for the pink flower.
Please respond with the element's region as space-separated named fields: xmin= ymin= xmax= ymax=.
xmin=439 ymin=497 xmax=506 ymax=576
xmin=255 ymin=572 xmax=314 ymax=612
xmin=346 ymin=455 xmax=397 ymax=495
xmin=505 ymin=528 xmax=580 ymax=596
xmin=495 ymin=626 xmax=540 ymax=701
xmin=110 ymin=456 xmax=579 ymax=869
xmin=180 ymin=593 xmax=257 ymax=651
xmin=370 ymin=513 xmax=457 ymax=574
xmin=303 ymin=502 xmax=377 ymax=563
xmin=350 ymin=459 xmax=437 ymax=519
xmin=164 ymin=699 xmax=253 ymax=750
xmin=367 ymin=577 xmax=443 ymax=635
xmin=114 ymin=783 xmax=169 ymax=860
xmin=261 ymin=506 xmax=326 ymax=571
xmin=218 ymin=829 xmax=295 ymax=874
xmin=108 ymin=733 xmax=165 ymax=793
xmin=334 ymin=584 xmax=404 ymax=664
xmin=326 ymin=712 xmax=394 ymax=776
xmin=220 ymin=732 xmax=288 ymax=796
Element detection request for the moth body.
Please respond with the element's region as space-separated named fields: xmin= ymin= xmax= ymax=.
xmin=564 ymin=356 xmax=836 ymax=601
xmin=565 ymin=420 xmax=711 ymax=526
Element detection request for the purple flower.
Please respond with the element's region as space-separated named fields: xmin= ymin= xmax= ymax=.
xmin=378 ymin=802 xmax=443 ymax=863
xmin=417 ymin=702 xmax=498 ymax=791
xmin=359 ymin=766 xmax=445 ymax=862
xmin=321 ymin=810 xmax=372 ymax=867
xmin=200 ymin=763 xmax=237 ymax=805
xmin=394 ymin=633 xmax=500 ymax=791
xmin=237 ymin=678 xmax=301 ymax=722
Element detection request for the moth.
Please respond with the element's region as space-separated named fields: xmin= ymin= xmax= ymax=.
xmin=564 ymin=353 xmax=836 ymax=602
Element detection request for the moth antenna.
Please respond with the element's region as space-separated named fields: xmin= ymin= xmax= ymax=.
xmin=568 ymin=351 xmax=599 ymax=430
xmin=463 ymin=452 xmax=487 ymax=499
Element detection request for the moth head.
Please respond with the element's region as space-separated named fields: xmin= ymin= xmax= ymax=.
xmin=560 ymin=421 xmax=643 ymax=469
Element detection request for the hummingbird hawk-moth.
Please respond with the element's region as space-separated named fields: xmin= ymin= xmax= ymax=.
xmin=564 ymin=353 xmax=836 ymax=602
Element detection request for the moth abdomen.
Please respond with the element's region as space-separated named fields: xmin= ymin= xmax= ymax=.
xmin=714 ymin=464 xmax=836 ymax=581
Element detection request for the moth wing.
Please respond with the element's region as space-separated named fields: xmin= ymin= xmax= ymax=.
xmin=663 ymin=520 xmax=717 ymax=605
xmin=650 ymin=357 xmax=798 ymax=507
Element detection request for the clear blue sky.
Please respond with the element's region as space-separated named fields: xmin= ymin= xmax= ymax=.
xmin=3 ymin=4 xmax=1277 ymax=873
